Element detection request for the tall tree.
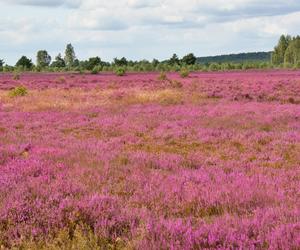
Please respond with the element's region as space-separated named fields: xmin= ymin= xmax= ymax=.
xmin=51 ymin=53 xmax=66 ymax=68
xmin=15 ymin=56 xmax=33 ymax=69
xmin=169 ymin=54 xmax=180 ymax=65
xmin=284 ymin=36 xmax=300 ymax=65
xmin=36 ymin=50 xmax=51 ymax=68
xmin=64 ymin=43 xmax=76 ymax=67
xmin=182 ymin=53 xmax=197 ymax=65
xmin=86 ymin=57 xmax=102 ymax=70
xmin=0 ymin=59 xmax=4 ymax=67
xmin=272 ymin=35 xmax=291 ymax=65
xmin=114 ymin=57 xmax=128 ymax=66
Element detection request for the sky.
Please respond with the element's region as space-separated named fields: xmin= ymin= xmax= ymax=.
xmin=0 ymin=0 xmax=300 ymax=65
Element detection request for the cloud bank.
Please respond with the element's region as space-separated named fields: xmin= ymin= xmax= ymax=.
xmin=0 ymin=0 xmax=300 ymax=64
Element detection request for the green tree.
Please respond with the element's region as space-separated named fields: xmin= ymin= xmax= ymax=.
xmin=284 ymin=36 xmax=300 ymax=66
xmin=64 ymin=43 xmax=76 ymax=67
xmin=15 ymin=56 xmax=33 ymax=70
xmin=168 ymin=54 xmax=180 ymax=65
xmin=151 ymin=59 xmax=159 ymax=67
xmin=181 ymin=53 xmax=197 ymax=65
xmin=37 ymin=50 xmax=51 ymax=68
xmin=86 ymin=57 xmax=102 ymax=70
xmin=272 ymin=35 xmax=291 ymax=65
xmin=114 ymin=57 xmax=128 ymax=66
xmin=0 ymin=59 xmax=4 ymax=72
xmin=51 ymin=53 xmax=66 ymax=68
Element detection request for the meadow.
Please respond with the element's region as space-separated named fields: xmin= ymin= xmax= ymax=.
xmin=0 ymin=71 xmax=299 ymax=249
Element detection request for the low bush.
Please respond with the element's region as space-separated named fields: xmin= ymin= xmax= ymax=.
xmin=180 ymin=68 xmax=189 ymax=78
xmin=9 ymin=86 xmax=28 ymax=97
xmin=115 ymin=68 xmax=126 ymax=76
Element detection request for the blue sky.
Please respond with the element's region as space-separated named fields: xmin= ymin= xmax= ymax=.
xmin=0 ymin=0 xmax=300 ymax=64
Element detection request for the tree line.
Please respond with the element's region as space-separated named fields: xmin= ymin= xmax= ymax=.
xmin=271 ymin=35 xmax=300 ymax=68
xmin=0 ymin=34 xmax=299 ymax=73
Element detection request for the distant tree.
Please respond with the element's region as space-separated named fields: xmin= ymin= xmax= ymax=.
xmin=168 ymin=54 xmax=180 ymax=65
xmin=182 ymin=53 xmax=197 ymax=65
xmin=36 ymin=50 xmax=51 ymax=68
xmin=86 ymin=57 xmax=102 ymax=70
xmin=0 ymin=59 xmax=3 ymax=72
xmin=152 ymin=59 xmax=159 ymax=67
xmin=272 ymin=35 xmax=291 ymax=65
xmin=15 ymin=56 xmax=33 ymax=70
xmin=114 ymin=57 xmax=128 ymax=66
xmin=64 ymin=43 xmax=76 ymax=67
xmin=51 ymin=53 xmax=66 ymax=68
xmin=284 ymin=36 xmax=300 ymax=66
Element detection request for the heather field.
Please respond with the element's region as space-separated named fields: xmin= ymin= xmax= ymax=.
xmin=0 ymin=71 xmax=300 ymax=249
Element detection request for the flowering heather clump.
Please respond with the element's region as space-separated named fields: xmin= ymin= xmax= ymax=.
xmin=0 ymin=70 xmax=300 ymax=249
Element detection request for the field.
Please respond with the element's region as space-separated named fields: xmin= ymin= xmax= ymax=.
xmin=0 ymin=71 xmax=300 ymax=249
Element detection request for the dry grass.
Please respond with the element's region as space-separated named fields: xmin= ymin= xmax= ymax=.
xmin=0 ymin=88 xmax=185 ymax=111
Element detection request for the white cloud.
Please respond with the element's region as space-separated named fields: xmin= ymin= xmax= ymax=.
xmin=0 ymin=0 xmax=300 ymax=64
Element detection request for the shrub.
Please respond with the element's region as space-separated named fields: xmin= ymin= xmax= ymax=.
xmin=91 ymin=66 xmax=102 ymax=74
xmin=209 ymin=63 xmax=220 ymax=71
xmin=115 ymin=68 xmax=126 ymax=76
xmin=9 ymin=86 xmax=28 ymax=97
xmin=157 ymin=72 xmax=167 ymax=81
xmin=180 ymin=68 xmax=189 ymax=78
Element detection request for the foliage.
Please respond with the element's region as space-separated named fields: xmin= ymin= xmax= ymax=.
xmin=0 ymin=59 xmax=4 ymax=71
xmin=91 ymin=66 xmax=102 ymax=74
xmin=51 ymin=53 xmax=65 ymax=68
xmin=182 ymin=53 xmax=197 ymax=65
xmin=64 ymin=43 xmax=76 ymax=67
xmin=168 ymin=54 xmax=180 ymax=66
xmin=115 ymin=67 xmax=126 ymax=76
xmin=179 ymin=68 xmax=189 ymax=78
xmin=9 ymin=85 xmax=28 ymax=97
xmin=37 ymin=50 xmax=51 ymax=68
xmin=15 ymin=56 xmax=33 ymax=70
xmin=198 ymin=52 xmax=272 ymax=64
xmin=114 ymin=57 xmax=128 ymax=67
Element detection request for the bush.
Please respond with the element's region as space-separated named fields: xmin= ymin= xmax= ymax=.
xmin=9 ymin=86 xmax=28 ymax=97
xmin=115 ymin=68 xmax=126 ymax=76
xmin=91 ymin=65 xmax=102 ymax=74
xmin=180 ymin=68 xmax=189 ymax=78
xmin=209 ymin=63 xmax=220 ymax=71
xmin=91 ymin=66 xmax=99 ymax=74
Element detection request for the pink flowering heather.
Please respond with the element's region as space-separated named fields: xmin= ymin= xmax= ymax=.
xmin=0 ymin=71 xmax=299 ymax=249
